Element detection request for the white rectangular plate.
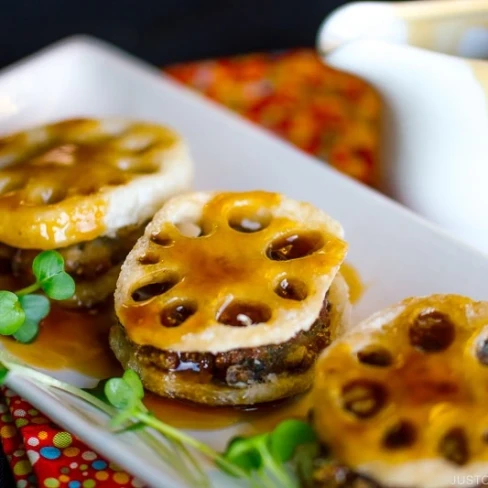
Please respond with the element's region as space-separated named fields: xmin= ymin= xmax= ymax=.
xmin=0 ymin=36 xmax=487 ymax=488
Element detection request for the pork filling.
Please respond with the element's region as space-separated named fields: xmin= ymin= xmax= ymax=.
xmin=11 ymin=223 xmax=145 ymax=282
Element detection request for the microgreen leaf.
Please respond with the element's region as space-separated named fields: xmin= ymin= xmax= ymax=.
xmin=12 ymin=295 xmax=50 ymax=343
xmin=113 ymin=421 xmax=147 ymax=434
xmin=83 ymin=379 xmax=110 ymax=404
xmin=32 ymin=251 xmax=75 ymax=300
xmin=0 ymin=250 xmax=75 ymax=343
xmin=122 ymin=369 xmax=144 ymax=401
xmin=32 ymin=250 xmax=64 ymax=282
xmin=269 ymin=419 xmax=317 ymax=463
xmin=13 ymin=319 xmax=40 ymax=343
xmin=42 ymin=272 xmax=75 ymax=300
xmin=104 ymin=377 xmax=134 ymax=409
xmin=223 ymin=436 xmax=263 ymax=474
xmin=18 ymin=295 xmax=50 ymax=323
xmin=0 ymin=291 xmax=25 ymax=335
xmin=0 ymin=364 xmax=9 ymax=385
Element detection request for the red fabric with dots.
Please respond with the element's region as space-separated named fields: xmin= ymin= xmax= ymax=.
xmin=0 ymin=388 xmax=142 ymax=488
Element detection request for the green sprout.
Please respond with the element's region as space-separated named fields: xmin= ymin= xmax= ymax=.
xmin=99 ymin=370 xmax=247 ymax=480
xmin=0 ymin=250 xmax=75 ymax=343
xmin=223 ymin=419 xmax=317 ymax=488
xmin=100 ymin=371 xmax=317 ymax=487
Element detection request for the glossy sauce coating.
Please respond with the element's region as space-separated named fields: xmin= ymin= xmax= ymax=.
xmin=144 ymin=391 xmax=313 ymax=432
xmin=339 ymin=262 xmax=364 ymax=304
xmin=0 ymin=303 xmax=121 ymax=378
xmin=117 ymin=191 xmax=347 ymax=352
xmin=313 ymin=295 xmax=488 ymax=474
xmin=0 ymin=119 xmax=178 ymax=249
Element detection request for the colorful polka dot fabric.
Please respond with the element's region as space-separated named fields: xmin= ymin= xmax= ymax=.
xmin=0 ymin=388 xmax=143 ymax=487
xmin=0 ymin=50 xmax=381 ymax=487
xmin=165 ymin=49 xmax=381 ymax=185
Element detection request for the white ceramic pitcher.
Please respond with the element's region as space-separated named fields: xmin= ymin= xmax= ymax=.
xmin=318 ymin=0 xmax=488 ymax=254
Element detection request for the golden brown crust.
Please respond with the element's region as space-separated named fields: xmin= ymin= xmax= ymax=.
xmin=313 ymin=295 xmax=488 ymax=488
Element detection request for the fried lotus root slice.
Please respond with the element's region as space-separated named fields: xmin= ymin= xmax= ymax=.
xmin=313 ymin=294 xmax=488 ymax=488
xmin=115 ymin=191 xmax=348 ymax=354
xmin=0 ymin=118 xmax=193 ymax=249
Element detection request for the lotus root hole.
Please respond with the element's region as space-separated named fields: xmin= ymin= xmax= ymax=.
xmin=266 ymin=231 xmax=324 ymax=261
xmin=138 ymin=253 xmax=160 ymax=265
xmin=120 ymin=135 xmax=154 ymax=152
xmin=438 ymin=428 xmax=469 ymax=466
xmin=476 ymin=337 xmax=488 ymax=366
xmin=115 ymin=157 xmax=158 ymax=175
xmin=114 ymin=158 xmax=134 ymax=171
xmin=228 ymin=206 xmax=272 ymax=233
xmin=79 ymin=186 xmax=98 ymax=196
xmin=131 ymin=275 xmax=179 ymax=302
xmin=218 ymin=301 xmax=272 ymax=327
xmin=27 ymin=186 xmax=67 ymax=205
xmin=150 ymin=233 xmax=173 ymax=247
xmin=383 ymin=421 xmax=417 ymax=449
xmin=160 ymin=300 xmax=197 ymax=327
xmin=357 ymin=346 xmax=393 ymax=367
xmin=106 ymin=176 xmax=127 ymax=186
xmin=174 ymin=219 xmax=212 ymax=238
xmin=274 ymin=277 xmax=308 ymax=301
xmin=129 ymin=162 xmax=159 ymax=175
xmin=0 ymin=176 xmax=25 ymax=196
xmin=409 ymin=311 xmax=455 ymax=353
xmin=342 ymin=380 xmax=387 ymax=419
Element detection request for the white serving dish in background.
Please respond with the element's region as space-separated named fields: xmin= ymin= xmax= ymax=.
xmin=0 ymin=36 xmax=488 ymax=488
xmin=318 ymin=0 xmax=488 ymax=254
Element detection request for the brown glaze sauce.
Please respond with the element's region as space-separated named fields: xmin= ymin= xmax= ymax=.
xmin=0 ymin=272 xmax=312 ymax=432
xmin=144 ymin=391 xmax=313 ymax=432
xmin=0 ymin=303 xmax=121 ymax=379
xmin=340 ymin=262 xmax=365 ymax=304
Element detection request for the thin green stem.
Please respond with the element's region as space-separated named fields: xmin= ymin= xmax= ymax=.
xmin=130 ymin=405 xmax=209 ymax=486
xmin=113 ymin=422 xmax=146 ymax=433
xmin=142 ymin=433 xmax=206 ymax=487
xmin=135 ymin=411 xmax=223 ymax=459
xmin=256 ymin=470 xmax=278 ymax=488
xmin=257 ymin=444 xmax=296 ymax=488
xmin=250 ymin=476 xmax=264 ymax=488
xmin=5 ymin=361 xmax=115 ymax=415
xmin=174 ymin=439 xmax=210 ymax=488
xmin=15 ymin=282 xmax=41 ymax=297
xmin=136 ymin=411 xmax=249 ymax=480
